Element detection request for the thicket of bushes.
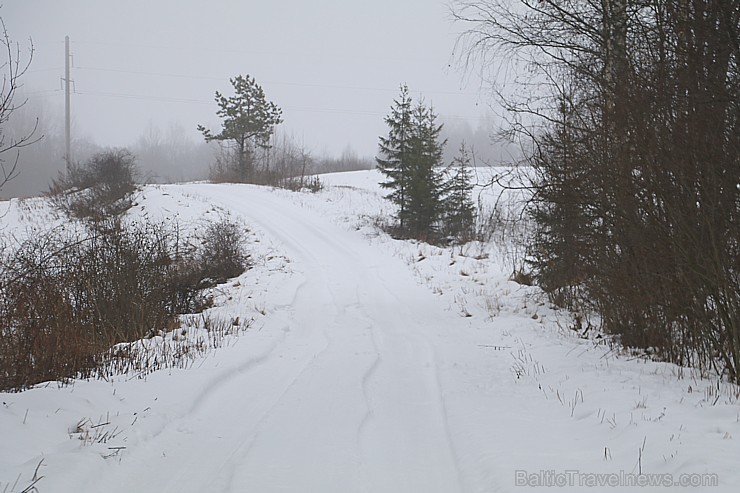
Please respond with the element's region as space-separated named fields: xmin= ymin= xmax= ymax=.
xmin=208 ymin=134 xmax=325 ymax=193
xmin=456 ymin=1 xmax=739 ymax=380
xmin=48 ymin=149 xmax=138 ymax=220
xmin=0 ymin=151 xmax=250 ymax=391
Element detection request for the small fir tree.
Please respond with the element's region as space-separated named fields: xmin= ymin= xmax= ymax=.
xmin=442 ymin=142 xmax=477 ymax=243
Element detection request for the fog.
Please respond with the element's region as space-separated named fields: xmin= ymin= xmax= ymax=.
xmin=1 ymin=0 xmax=506 ymax=198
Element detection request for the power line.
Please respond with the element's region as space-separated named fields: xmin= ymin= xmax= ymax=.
xmin=27 ymin=67 xmax=64 ymax=74
xmin=74 ymin=65 xmax=480 ymax=98
xmin=76 ymin=66 xmax=223 ymax=82
xmin=75 ymin=90 xmax=382 ymax=115
xmin=70 ymin=39 xmax=441 ymax=65
xmin=26 ymin=88 xmax=63 ymax=96
xmin=76 ymin=90 xmax=212 ymax=105
xmin=73 ymin=89 xmax=483 ymax=121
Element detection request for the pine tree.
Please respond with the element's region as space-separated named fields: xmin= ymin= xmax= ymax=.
xmin=442 ymin=142 xmax=477 ymax=243
xmin=376 ymin=85 xmax=413 ymax=231
xmin=198 ymin=75 xmax=282 ymax=182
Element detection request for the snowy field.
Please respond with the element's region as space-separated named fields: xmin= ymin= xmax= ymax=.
xmin=1 ymin=170 xmax=738 ymax=492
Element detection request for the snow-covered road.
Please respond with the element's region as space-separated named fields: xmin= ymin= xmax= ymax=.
xmin=88 ymin=184 xmax=466 ymax=492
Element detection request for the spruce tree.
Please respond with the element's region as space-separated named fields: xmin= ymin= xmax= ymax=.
xmin=377 ymin=87 xmax=448 ymax=241
xmin=405 ymin=101 xmax=446 ymax=240
xmin=376 ymin=85 xmax=413 ymax=232
xmin=442 ymin=142 xmax=477 ymax=243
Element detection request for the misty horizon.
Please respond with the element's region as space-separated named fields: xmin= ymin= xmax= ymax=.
xmin=1 ymin=0 xmax=511 ymax=198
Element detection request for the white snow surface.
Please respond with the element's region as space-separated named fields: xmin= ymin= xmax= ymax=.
xmin=1 ymin=171 xmax=738 ymax=492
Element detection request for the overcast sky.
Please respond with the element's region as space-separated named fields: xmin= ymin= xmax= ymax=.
xmin=3 ymin=0 xmax=490 ymax=158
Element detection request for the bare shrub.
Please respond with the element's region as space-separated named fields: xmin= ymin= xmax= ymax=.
xmin=49 ymin=149 xmax=138 ymax=220
xmin=0 ymin=222 xmax=173 ymax=390
xmin=208 ymin=131 xmax=324 ymax=194
xmin=303 ymin=175 xmax=323 ymax=193
xmin=198 ymin=216 xmax=250 ymax=286
xmin=510 ymin=269 xmax=533 ymax=286
xmin=475 ymin=203 xmax=504 ymax=244
xmin=0 ymin=215 xmax=251 ymax=391
xmin=208 ymin=146 xmax=245 ymax=184
xmin=1 ymin=227 xmax=109 ymax=389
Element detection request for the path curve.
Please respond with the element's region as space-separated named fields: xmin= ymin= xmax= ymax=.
xmin=88 ymin=184 xmax=465 ymax=493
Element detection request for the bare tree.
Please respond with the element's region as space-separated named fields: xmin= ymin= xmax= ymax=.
xmin=454 ymin=1 xmax=740 ymax=380
xmin=265 ymin=131 xmax=316 ymax=190
xmin=0 ymin=15 xmax=39 ymax=191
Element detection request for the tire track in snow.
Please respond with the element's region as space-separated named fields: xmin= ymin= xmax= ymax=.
xmin=184 ymin=321 xmax=289 ymax=415
xmin=357 ymin=319 xmax=382 ymax=444
xmin=221 ymin=261 xmax=382 ymax=490
xmin=373 ymin=265 xmax=466 ymax=492
xmin=212 ymin=275 xmax=341 ymax=490
xmin=352 ymin=264 xmax=464 ymax=493
xmin=163 ymin=241 xmax=347 ymax=491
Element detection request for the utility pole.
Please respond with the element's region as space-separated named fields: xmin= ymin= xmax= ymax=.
xmin=63 ymin=35 xmax=72 ymax=168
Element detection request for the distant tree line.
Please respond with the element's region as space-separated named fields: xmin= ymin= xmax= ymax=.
xmin=455 ymin=1 xmax=739 ymax=381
